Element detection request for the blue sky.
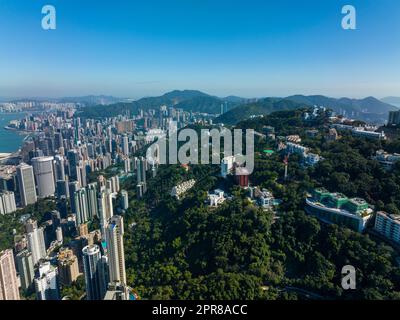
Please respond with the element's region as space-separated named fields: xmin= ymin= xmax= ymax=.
xmin=0 ymin=0 xmax=399 ymax=99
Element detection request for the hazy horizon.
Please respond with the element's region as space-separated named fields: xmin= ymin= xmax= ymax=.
xmin=1 ymin=90 xmax=400 ymax=102
xmin=1 ymin=90 xmax=399 ymax=103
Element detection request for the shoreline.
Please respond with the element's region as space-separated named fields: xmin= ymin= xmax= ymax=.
xmin=4 ymin=126 xmax=36 ymax=134
xmin=0 ymin=113 xmax=31 ymax=156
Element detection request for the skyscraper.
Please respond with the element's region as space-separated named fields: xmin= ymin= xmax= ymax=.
xmin=57 ymin=196 xmax=69 ymax=219
xmin=16 ymin=250 xmax=35 ymax=291
xmin=69 ymin=181 xmax=80 ymax=214
xmin=57 ymin=248 xmax=80 ymax=286
xmin=87 ymin=143 xmax=95 ymax=159
xmin=77 ymin=161 xmax=87 ymax=187
xmin=0 ymin=174 xmax=15 ymax=193
xmin=67 ymin=149 xmax=79 ymax=181
xmin=151 ymin=162 xmax=157 ymax=178
xmin=98 ymin=190 xmax=114 ymax=237
xmin=97 ymin=175 xmax=106 ymax=191
xmin=16 ymin=163 xmax=37 ymax=207
xmin=122 ymin=134 xmax=129 ymax=156
xmin=54 ymin=132 xmax=63 ymax=151
xmin=0 ymin=191 xmax=17 ymax=214
xmin=51 ymin=210 xmax=61 ymax=231
xmin=87 ymin=183 xmax=99 ymax=219
xmin=31 ymin=156 xmax=56 ymax=198
xmin=136 ymin=183 xmax=145 ymax=199
xmin=82 ymin=245 xmax=107 ymax=300
xmin=98 ymin=255 xmax=109 ymax=294
xmin=106 ymin=176 xmax=120 ymax=194
xmin=0 ymin=249 xmax=20 ymax=300
xmin=106 ymin=215 xmax=126 ymax=285
xmin=388 ymin=110 xmax=400 ymax=125
xmin=74 ymin=118 xmax=81 ymax=144
xmin=74 ymin=188 xmax=89 ymax=225
xmin=54 ymin=155 xmax=66 ymax=181
xmin=135 ymin=157 xmax=147 ymax=198
xmin=26 ymin=219 xmax=47 ymax=265
xmin=56 ymin=226 xmax=63 ymax=243
xmin=78 ymin=223 xmax=89 ymax=237
xmin=34 ymin=262 xmax=60 ymax=300
xmin=120 ymin=190 xmax=129 ymax=210
xmin=136 ymin=157 xmax=147 ymax=186
xmin=56 ymin=179 xmax=69 ymax=199
xmin=123 ymin=157 xmax=131 ymax=173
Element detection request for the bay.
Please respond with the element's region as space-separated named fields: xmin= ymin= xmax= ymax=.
xmin=0 ymin=113 xmax=28 ymax=153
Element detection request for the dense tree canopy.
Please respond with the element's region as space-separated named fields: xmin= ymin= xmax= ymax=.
xmin=119 ymin=109 xmax=400 ymax=300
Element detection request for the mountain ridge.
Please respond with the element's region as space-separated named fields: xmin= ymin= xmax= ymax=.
xmin=71 ymin=90 xmax=398 ymax=123
xmin=77 ymin=90 xmax=242 ymax=118
xmin=285 ymin=95 xmax=397 ymax=124
xmin=215 ymin=98 xmax=308 ymax=125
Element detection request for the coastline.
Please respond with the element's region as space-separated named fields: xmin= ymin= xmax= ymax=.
xmin=4 ymin=125 xmax=36 ymax=134
xmin=0 ymin=112 xmax=30 ymax=155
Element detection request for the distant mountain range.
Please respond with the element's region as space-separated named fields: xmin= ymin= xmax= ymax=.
xmin=134 ymin=90 xmax=257 ymax=114
xmin=217 ymin=94 xmax=398 ymax=125
xmin=77 ymin=90 xmax=253 ymax=118
xmin=285 ymin=95 xmax=397 ymax=124
xmin=4 ymin=90 xmax=396 ymax=124
xmin=286 ymin=95 xmax=395 ymax=114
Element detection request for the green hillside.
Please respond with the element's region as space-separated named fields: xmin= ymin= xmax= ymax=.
xmin=215 ymin=98 xmax=308 ymax=125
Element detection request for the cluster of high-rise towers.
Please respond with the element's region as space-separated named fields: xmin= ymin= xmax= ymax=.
xmin=0 ymin=108 xmax=166 ymax=300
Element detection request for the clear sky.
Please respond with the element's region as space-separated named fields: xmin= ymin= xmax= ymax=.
xmin=0 ymin=0 xmax=399 ymax=99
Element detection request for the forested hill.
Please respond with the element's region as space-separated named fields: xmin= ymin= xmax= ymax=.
xmin=75 ymin=90 xmax=245 ymax=118
xmin=120 ymin=110 xmax=400 ymax=300
xmin=216 ymin=95 xmax=397 ymax=125
xmin=215 ymin=98 xmax=309 ymax=125
xmin=285 ymin=95 xmax=397 ymax=124
xmin=236 ymin=109 xmax=400 ymax=215
xmin=75 ymin=90 xmax=397 ymax=123
xmin=6 ymin=109 xmax=397 ymax=300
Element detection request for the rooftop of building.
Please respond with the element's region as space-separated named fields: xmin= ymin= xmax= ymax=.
xmin=235 ymin=167 xmax=250 ymax=175
xmin=82 ymin=244 xmax=100 ymax=255
xmin=315 ymin=187 xmax=329 ymax=193
xmin=309 ymin=188 xmax=372 ymax=217
xmin=330 ymin=192 xmax=347 ymax=200
xmin=263 ymin=150 xmax=274 ymax=154
xmin=213 ymin=189 xmax=224 ymax=195
xmin=378 ymin=211 xmax=400 ymax=222
xmin=349 ymin=198 xmax=368 ymax=206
